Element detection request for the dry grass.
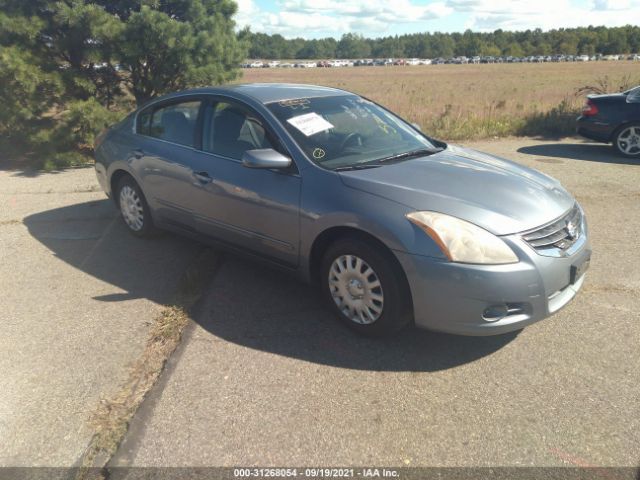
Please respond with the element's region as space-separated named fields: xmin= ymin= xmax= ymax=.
xmin=86 ymin=306 xmax=189 ymax=458
xmin=0 ymin=219 xmax=22 ymax=226
xmin=240 ymin=62 xmax=640 ymax=140
xmin=75 ymin=248 xmax=219 ymax=480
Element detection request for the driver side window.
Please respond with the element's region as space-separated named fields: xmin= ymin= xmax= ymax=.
xmin=202 ymin=101 xmax=274 ymax=160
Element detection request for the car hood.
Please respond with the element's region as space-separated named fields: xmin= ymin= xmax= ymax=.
xmin=338 ymin=145 xmax=575 ymax=235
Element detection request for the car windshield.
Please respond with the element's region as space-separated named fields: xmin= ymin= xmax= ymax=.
xmin=267 ymin=95 xmax=441 ymax=170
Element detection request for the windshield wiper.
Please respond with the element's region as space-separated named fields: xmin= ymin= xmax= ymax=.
xmin=333 ymin=164 xmax=383 ymax=172
xmin=332 ymin=147 xmax=443 ymax=171
xmin=376 ymin=147 xmax=443 ymax=163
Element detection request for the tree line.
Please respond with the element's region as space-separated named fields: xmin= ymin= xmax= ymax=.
xmin=239 ymin=26 xmax=640 ymax=60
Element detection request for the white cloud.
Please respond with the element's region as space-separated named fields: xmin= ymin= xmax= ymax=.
xmin=592 ymin=0 xmax=632 ymax=10
xmin=447 ymin=0 xmax=640 ymax=31
xmin=236 ymin=0 xmax=640 ymax=38
xmin=236 ymin=0 xmax=453 ymax=38
xmin=234 ymin=0 xmax=263 ymax=30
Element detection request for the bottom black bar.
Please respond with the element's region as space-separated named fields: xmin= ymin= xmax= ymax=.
xmin=0 ymin=467 xmax=639 ymax=480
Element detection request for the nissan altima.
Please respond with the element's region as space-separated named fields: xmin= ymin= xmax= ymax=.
xmin=94 ymin=83 xmax=591 ymax=336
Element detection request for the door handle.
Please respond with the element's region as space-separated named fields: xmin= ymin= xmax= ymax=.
xmin=133 ymin=149 xmax=144 ymax=159
xmin=193 ymin=171 xmax=213 ymax=184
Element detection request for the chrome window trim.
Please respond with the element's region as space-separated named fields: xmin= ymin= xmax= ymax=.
xmin=131 ymin=93 xmax=299 ymax=176
xmin=132 ymin=93 xmax=205 ymax=135
xmin=131 ymin=134 xmax=201 ymax=153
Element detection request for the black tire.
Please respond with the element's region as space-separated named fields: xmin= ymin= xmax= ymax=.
xmin=612 ymin=123 xmax=640 ymax=158
xmin=320 ymin=236 xmax=412 ymax=336
xmin=115 ymin=175 xmax=157 ymax=237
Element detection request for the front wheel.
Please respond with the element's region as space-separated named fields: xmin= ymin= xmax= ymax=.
xmin=320 ymin=237 xmax=412 ymax=336
xmin=613 ymin=123 xmax=640 ymax=158
xmin=116 ymin=176 xmax=156 ymax=237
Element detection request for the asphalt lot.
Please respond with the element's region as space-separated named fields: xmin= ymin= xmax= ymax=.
xmin=0 ymin=168 xmax=203 ymax=466
xmin=111 ymin=138 xmax=639 ymax=468
xmin=1 ymin=137 xmax=638 ymax=469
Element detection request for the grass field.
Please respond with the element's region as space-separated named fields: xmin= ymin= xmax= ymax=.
xmin=240 ymin=62 xmax=640 ymax=141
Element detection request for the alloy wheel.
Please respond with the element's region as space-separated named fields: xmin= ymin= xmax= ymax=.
xmin=617 ymin=126 xmax=640 ymax=156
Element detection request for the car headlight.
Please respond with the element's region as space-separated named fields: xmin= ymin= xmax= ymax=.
xmin=406 ymin=211 xmax=519 ymax=264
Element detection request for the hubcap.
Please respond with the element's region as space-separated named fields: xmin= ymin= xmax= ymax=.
xmin=119 ymin=185 xmax=144 ymax=231
xmin=328 ymin=254 xmax=384 ymax=325
xmin=617 ymin=126 xmax=640 ymax=155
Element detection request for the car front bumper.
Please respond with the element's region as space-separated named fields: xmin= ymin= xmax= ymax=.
xmin=395 ymin=218 xmax=591 ymax=336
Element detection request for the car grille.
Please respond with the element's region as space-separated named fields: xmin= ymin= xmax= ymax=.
xmin=522 ymin=205 xmax=582 ymax=252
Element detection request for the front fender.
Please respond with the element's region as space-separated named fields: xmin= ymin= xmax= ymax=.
xmin=298 ymin=177 xmax=448 ymax=280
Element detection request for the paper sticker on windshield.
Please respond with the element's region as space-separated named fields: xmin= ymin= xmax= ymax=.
xmin=279 ymin=98 xmax=310 ymax=109
xmin=286 ymin=112 xmax=334 ymax=137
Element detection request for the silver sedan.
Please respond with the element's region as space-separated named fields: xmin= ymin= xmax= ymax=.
xmin=94 ymin=83 xmax=591 ymax=336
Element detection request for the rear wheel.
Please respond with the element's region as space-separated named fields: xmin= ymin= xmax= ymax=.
xmin=320 ymin=237 xmax=412 ymax=336
xmin=613 ymin=123 xmax=640 ymax=158
xmin=116 ymin=176 xmax=156 ymax=237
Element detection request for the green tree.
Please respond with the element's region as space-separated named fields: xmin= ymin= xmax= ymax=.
xmin=479 ymin=43 xmax=501 ymax=56
xmin=432 ymin=33 xmax=455 ymax=58
xmin=417 ymin=35 xmax=434 ymax=58
xmin=373 ymin=36 xmax=406 ymax=58
xmin=242 ymin=25 xmax=640 ymax=62
xmin=604 ymin=28 xmax=629 ymax=54
xmin=457 ymin=29 xmax=481 ymax=56
xmin=113 ymin=1 xmax=245 ymax=105
xmin=0 ymin=46 xmax=62 ymax=138
xmin=503 ymin=43 xmax=524 ymax=57
xmin=336 ymin=33 xmax=371 ymax=58
xmin=0 ymin=0 xmax=246 ymax=167
xmin=1 ymin=0 xmax=245 ymax=106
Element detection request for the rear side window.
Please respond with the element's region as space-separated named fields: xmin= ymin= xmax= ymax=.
xmin=137 ymin=100 xmax=201 ymax=147
xmin=136 ymin=108 xmax=152 ymax=136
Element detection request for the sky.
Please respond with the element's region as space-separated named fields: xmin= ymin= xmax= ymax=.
xmin=234 ymin=0 xmax=640 ymax=39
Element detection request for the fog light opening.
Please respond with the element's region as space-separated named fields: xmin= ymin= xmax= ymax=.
xmin=482 ymin=304 xmax=509 ymax=322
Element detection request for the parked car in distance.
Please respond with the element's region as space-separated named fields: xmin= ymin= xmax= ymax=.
xmin=577 ymin=86 xmax=640 ymax=157
xmin=95 ymin=84 xmax=591 ymax=337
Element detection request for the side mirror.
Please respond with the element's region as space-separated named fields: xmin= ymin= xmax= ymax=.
xmin=411 ymin=122 xmax=422 ymax=131
xmin=242 ymin=148 xmax=292 ymax=169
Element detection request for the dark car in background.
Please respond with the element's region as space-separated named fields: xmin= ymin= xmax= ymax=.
xmin=577 ymin=86 xmax=640 ymax=157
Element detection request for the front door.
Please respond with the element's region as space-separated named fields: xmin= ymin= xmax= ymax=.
xmin=189 ymin=98 xmax=301 ymax=266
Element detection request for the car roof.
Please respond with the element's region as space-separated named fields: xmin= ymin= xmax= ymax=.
xmin=164 ymin=83 xmax=350 ymax=105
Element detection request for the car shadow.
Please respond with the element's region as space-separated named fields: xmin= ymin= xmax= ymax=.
xmin=25 ymin=201 xmax=518 ymax=373
xmin=517 ymin=142 xmax=639 ymax=165
xmin=193 ymin=253 xmax=519 ymax=372
xmin=23 ymin=200 xmax=204 ymax=305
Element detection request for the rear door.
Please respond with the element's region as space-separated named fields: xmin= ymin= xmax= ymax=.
xmin=133 ymin=97 xmax=204 ymax=230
